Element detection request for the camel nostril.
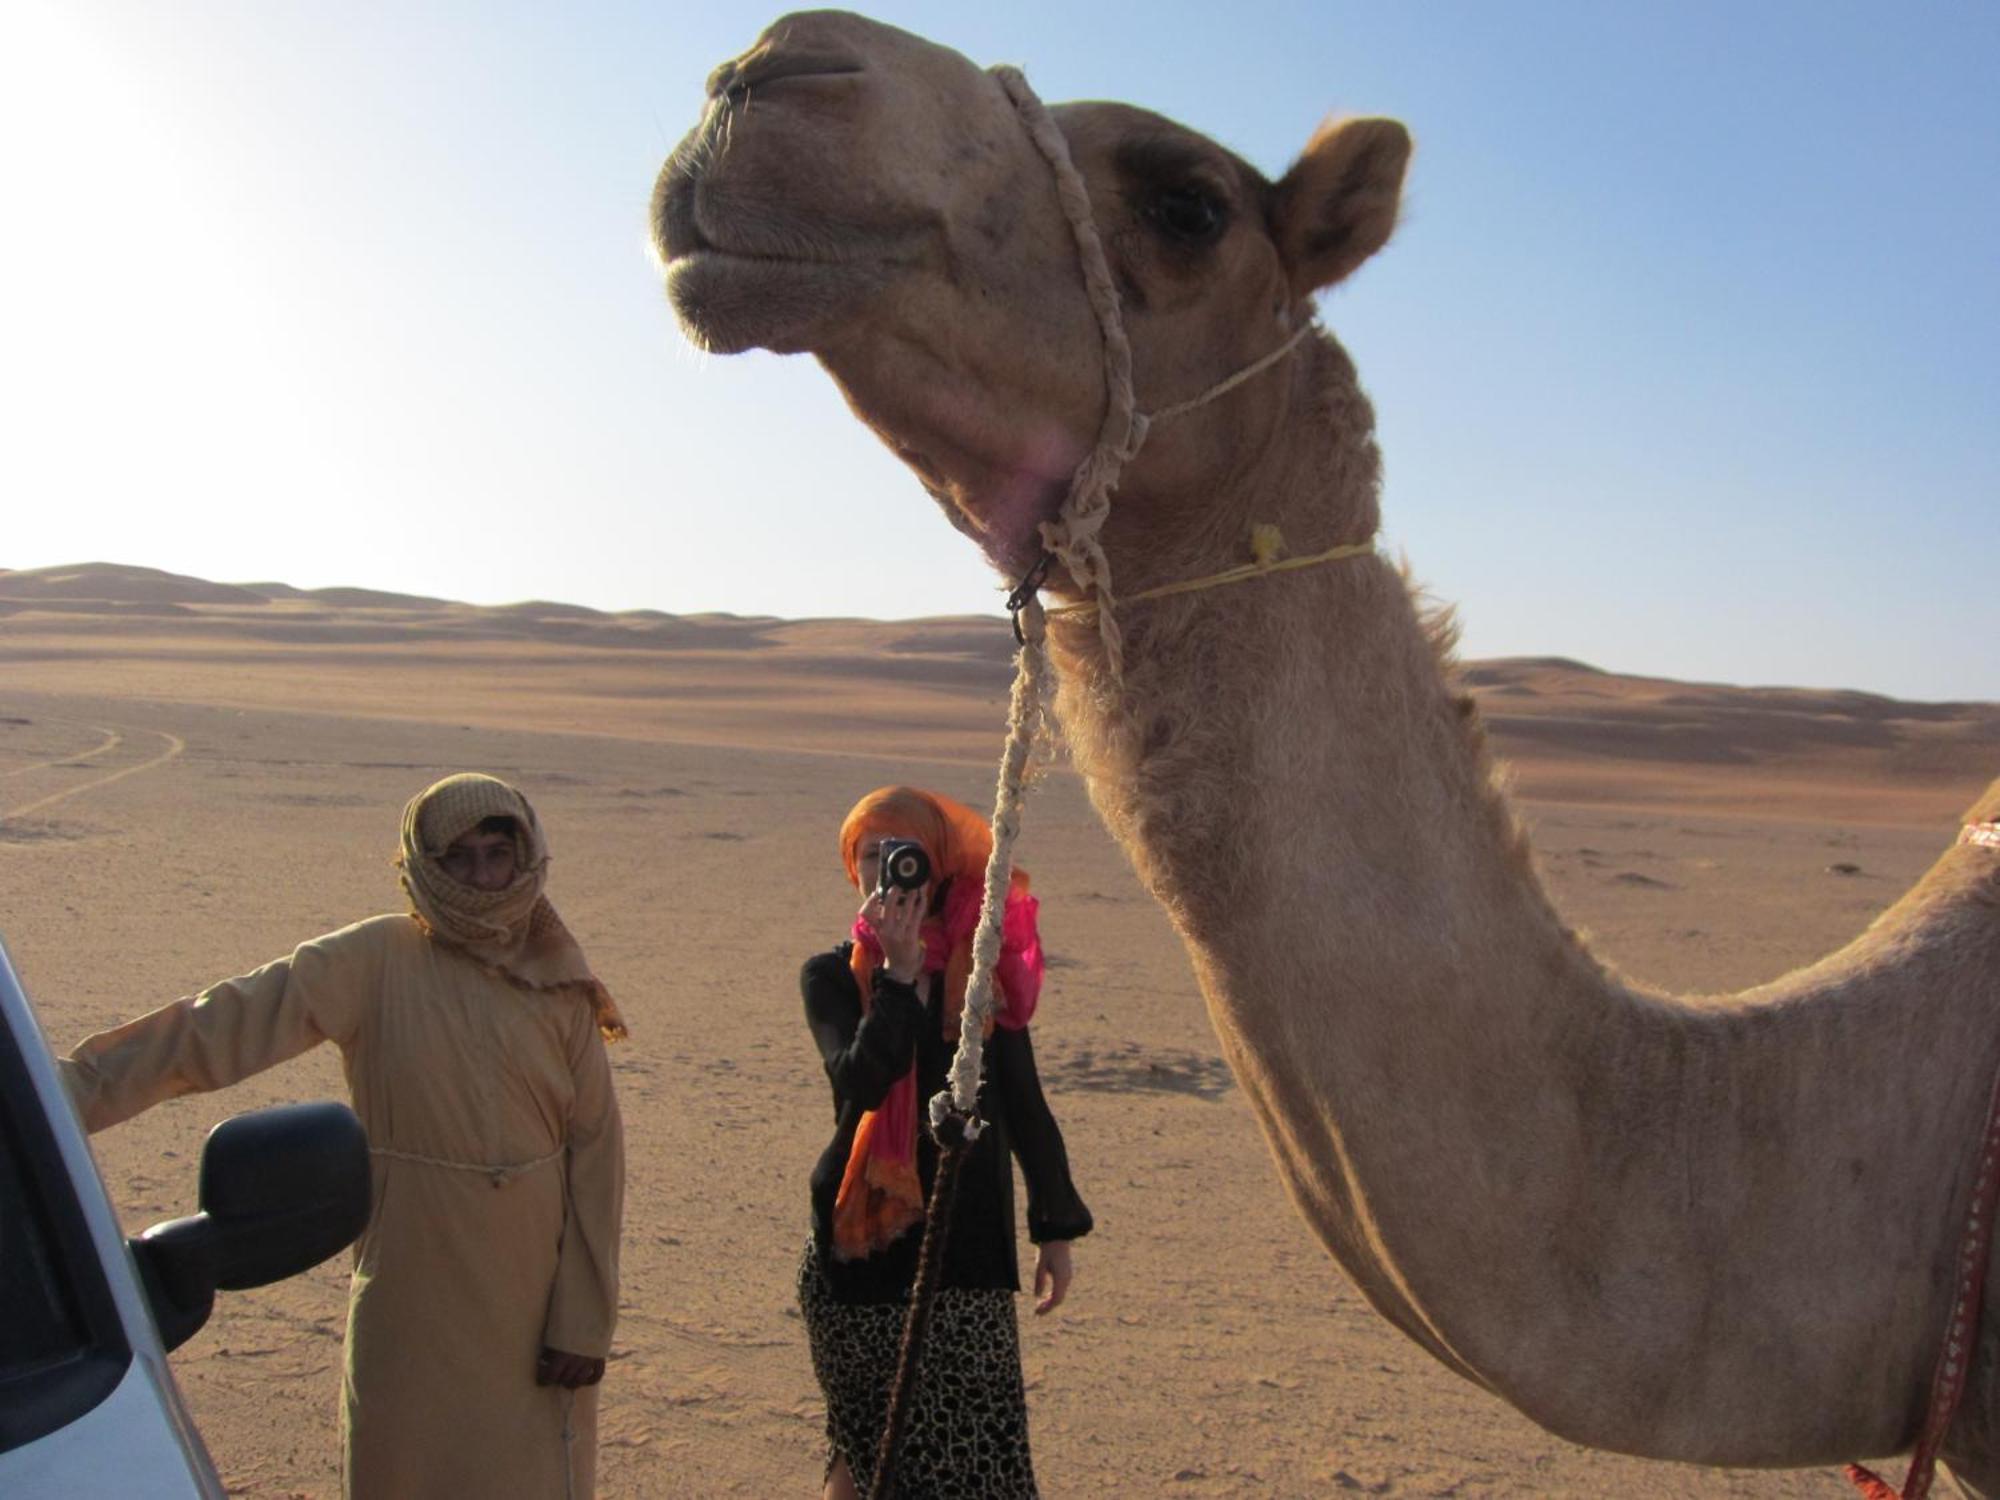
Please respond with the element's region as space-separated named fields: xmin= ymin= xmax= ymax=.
xmin=705 ymin=45 xmax=866 ymax=101
xmin=704 ymin=58 xmax=741 ymax=99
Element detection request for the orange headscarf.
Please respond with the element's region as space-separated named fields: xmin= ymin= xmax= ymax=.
xmin=830 ymin=787 xmax=1043 ymax=1260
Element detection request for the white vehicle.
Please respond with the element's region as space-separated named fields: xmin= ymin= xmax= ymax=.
xmin=0 ymin=937 xmax=369 ymax=1496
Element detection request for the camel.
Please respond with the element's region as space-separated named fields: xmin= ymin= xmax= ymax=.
xmin=652 ymin=11 xmax=2000 ymax=1488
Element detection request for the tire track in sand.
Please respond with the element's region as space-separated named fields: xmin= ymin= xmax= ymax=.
xmin=0 ymin=724 xmax=124 ymax=780
xmin=2 ymin=727 xmax=187 ymax=821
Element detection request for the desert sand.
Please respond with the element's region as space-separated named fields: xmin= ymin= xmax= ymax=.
xmin=4 ymin=561 xmax=1997 ymax=1498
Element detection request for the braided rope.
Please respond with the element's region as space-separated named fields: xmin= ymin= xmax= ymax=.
xmin=992 ymin=65 xmax=1136 ymax=682
xmin=989 ymin=66 xmax=1327 ymax=689
xmin=935 ymin=600 xmax=1058 ymax=1128
xmin=942 ymin=68 xmax=1321 ymax=1115
xmin=874 ymin=63 xmax=1314 ymax=1499
xmin=866 ymin=1127 xmax=972 ymax=1500
xmin=874 ymin=608 xmax=1053 ymax=1498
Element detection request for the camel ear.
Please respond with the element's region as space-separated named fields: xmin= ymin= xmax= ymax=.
xmin=1270 ymin=117 xmax=1411 ymax=297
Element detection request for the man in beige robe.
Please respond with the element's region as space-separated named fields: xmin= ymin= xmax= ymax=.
xmin=60 ymin=773 xmax=626 ymax=1499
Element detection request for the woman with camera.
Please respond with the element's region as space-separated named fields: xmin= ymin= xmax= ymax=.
xmin=798 ymin=785 xmax=1093 ymax=1499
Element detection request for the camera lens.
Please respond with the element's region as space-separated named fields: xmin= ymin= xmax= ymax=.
xmin=878 ymin=840 xmax=931 ymax=892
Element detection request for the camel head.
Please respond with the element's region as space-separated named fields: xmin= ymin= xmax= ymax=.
xmin=653 ymin=10 xmax=1411 ymax=590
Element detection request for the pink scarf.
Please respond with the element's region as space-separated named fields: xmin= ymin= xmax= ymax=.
xmin=834 ymin=875 xmax=1042 ymax=1260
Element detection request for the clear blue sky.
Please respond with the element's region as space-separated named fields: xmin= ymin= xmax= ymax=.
xmin=4 ymin=1 xmax=1994 ymax=700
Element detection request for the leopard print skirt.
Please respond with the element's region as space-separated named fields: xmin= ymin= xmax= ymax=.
xmin=797 ymin=1239 xmax=1039 ymax=1499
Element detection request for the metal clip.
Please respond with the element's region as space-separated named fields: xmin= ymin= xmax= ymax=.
xmin=1006 ymin=552 xmax=1056 ymax=644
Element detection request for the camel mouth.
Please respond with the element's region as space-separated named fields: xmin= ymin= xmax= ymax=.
xmin=666 ymin=245 xmax=822 ymax=274
xmin=706 ymin=52 xmax=866 ymax=98
xmin=650 ymin=87 xmax=909 ymax=304
xmin=652 ymin=109 xmax=920 ymax=356
xmin=665 ymin=245 xmax=894 ymax=356
xmin=661 ymin=243 xmax=881 ymax=277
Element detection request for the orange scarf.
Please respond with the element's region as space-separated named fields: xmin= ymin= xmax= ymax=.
xmin=830 ymin=787 xmax=1042 ymax=1260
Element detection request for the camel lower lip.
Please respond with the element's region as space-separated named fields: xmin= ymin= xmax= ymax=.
xmin=665 ymin=248 xmax=888 ymax=355
xmin=668 ymin=247 xmax=808 ymax=273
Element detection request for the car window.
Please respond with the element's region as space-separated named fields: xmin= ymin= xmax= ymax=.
xmin=0 ymin=1022 xmax=129 ymax=1456
xmin=0 ymin=1105 xmax=90 ymax=1375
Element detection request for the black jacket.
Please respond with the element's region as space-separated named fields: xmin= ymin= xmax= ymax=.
xmin=802 ymin=942 xmax=1093 ymax=1304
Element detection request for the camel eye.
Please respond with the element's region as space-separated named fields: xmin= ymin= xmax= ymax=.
xmin=1149 ymin=184 xmax=1227 ymax=243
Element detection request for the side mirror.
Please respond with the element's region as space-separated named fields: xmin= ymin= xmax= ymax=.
xmin=130 ymin=1101 xmax=371 ymax=1351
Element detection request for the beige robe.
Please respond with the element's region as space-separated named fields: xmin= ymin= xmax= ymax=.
xmin=61 ymin=914 xmax=624 ymax=1500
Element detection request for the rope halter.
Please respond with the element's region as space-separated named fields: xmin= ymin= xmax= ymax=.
xmin=878 ymin=62 xmax=1377 ymax=1500
xmin=990 ymin=65 xmax=1357 ymax=685
xmin=937 ymin=68 xmax=1354 ymax=1125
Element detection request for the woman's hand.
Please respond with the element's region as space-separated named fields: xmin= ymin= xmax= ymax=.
xmin=861 ymin=885 xmax=926 ymax=984
xmin=536 ymin=1347 xmax=606 ymax=1388
xmin=1032 ymin=1240 xmax=1074 ymax=1315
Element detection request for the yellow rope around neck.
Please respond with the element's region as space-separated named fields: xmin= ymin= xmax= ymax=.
xmin=1044 ymin=530 xmax=1377 ymax=620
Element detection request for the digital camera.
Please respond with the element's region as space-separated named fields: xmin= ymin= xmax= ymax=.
xmin=876 ymin=838 xmax=932 ymax=894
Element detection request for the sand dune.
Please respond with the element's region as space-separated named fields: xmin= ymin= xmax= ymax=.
xmin=5 ymin=561 xmax=1992 ymax=820
xmin=3 ymin=560 xmax=1996 ymax=1497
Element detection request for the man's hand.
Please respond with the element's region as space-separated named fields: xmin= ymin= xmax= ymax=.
xmin=537 ymin=1347 xmax=606 ymax=1388
xmin=1033 ymin=1240 xmax=1074 ymax=1315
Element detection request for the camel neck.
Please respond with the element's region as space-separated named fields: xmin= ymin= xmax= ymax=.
xmin=1044 ymin=487 xmax=1997 ymax=1463
xmin=1054 ymin=545 xmax=1605 ymax=1070
xmin=1045 ymin=343 xmax=1603 ymax=1107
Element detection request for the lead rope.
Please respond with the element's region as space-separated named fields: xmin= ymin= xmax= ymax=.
xmin=1845 ymin=822 xmax=2000 ymax=1499
xmin=1846 ymin=1055 xmax=2000 ymax=1499
xmin=867 ymin=608 xmax=1057 ymax=1500
xmin=866 ymin=62 xmax=1316 ymax=1499
xmin=931 ymin=60 xmax=1321 ymax=1109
